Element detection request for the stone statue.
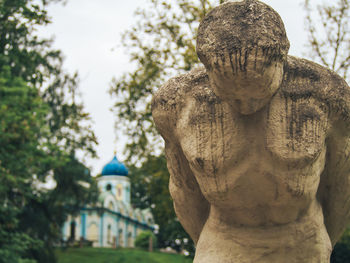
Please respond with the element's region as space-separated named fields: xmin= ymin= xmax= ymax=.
xmin=152 ymin=0 xmax=350 ymax=262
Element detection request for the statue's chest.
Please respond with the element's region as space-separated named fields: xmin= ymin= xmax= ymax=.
xmin=177 ymin=93 xmax=329 ymax=175
xmin=266 ymin=93 xmax=329 ymax=167
xmin=177 ymin=98 xmax=250 ymax=175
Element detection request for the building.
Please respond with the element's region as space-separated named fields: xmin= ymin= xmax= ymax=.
xmin=62 ymin=154 xmax=155 ymax=247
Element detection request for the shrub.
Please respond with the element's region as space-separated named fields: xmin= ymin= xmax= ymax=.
xmin=134 ymin=231 xmax=157 ymax=250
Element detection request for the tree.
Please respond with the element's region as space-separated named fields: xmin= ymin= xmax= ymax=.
xmin=0 ymin=0 xmax=98 ymax=262
xmin=0 ymin=0 xmax=97 ymax=157
xmin=110 ymin=0 xmax=226 ymax=253
xmin=0 ymin=68 xmax=47 ymax=263
xmin=110 ymin=0 xmax=225 ymax=161
xmin=304 ymin=0 xmax=350 ymax=82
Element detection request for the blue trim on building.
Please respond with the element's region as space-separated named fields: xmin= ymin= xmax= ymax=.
xmin=81 ymin=213 xmax=86 ymax=238
xmin=62 ymin=221 xmax=67 ymax=241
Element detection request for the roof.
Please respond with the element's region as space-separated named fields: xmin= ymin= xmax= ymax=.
xmin=101 ymin=155 xmax=128 ymax=176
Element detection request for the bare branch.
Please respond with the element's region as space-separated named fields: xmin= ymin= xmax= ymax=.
xmin=304 ymin=0 xmax=350 ymax=82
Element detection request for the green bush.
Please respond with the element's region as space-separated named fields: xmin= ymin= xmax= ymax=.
xmin=331 ymin=227 xmax=350 ymax=262
xmin=135 ymin=231 xmax=157 ymax=250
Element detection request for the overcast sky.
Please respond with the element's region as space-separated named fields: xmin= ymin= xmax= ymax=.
xmin=38 ymin=0 xmax=309 ymax=175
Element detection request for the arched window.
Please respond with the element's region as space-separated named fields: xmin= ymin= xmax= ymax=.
xmin=116 ymin=184 xmax=123 ymax=200
xmin=106 ymin=184 xmax=112 ymax=191
xmin=128 ymin=232 xmax=133 ymax=247
xmin=87 ymin=222 xmax=98 ymax=241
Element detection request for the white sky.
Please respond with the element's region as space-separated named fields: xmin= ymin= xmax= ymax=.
xmin=38 ymin=0 xmax=309 ymax=175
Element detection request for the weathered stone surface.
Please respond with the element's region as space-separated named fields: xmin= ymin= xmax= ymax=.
xmin=152 ymin=0 xmax=350 ymax=262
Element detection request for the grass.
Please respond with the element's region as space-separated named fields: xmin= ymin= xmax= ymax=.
xmin=56 ymin=247 xmax=193 ymax=263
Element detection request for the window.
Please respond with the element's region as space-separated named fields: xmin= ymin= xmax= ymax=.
xmin=118 ymin=229 xmax=123 ymax=246
xmin=107 ymin=224 xmax=111 ymax=244
xmin=108 ymin=201 xmax=114 ymax=211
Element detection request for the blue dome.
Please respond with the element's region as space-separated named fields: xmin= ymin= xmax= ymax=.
xmin=101 ymin=155 xmax=128 ymax=176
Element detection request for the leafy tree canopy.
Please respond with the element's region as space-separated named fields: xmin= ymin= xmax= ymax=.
xmin=0 ymin=0 xmax=98 ymax=262
xmin=110 ymin=0 xmax=225 ymax=162
xmin=0 ymin=67 xmax=47 ymax=263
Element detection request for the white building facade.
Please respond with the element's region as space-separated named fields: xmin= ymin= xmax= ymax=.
xmin=62 ymin=155 xmax=154 ymax=247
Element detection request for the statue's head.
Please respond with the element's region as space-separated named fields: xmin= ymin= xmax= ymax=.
xmin=197 ymin=0 xmax=290 ymax=114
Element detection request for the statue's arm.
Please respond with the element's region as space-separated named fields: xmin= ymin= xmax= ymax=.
xmin=165 ymin=141 xmax=210 ymax=245
xmin=312 ymin=69 xmax=350 ymax=247
xmin=320 ymin=121 xmax=350 ymax=247
xmin=152 ymin=79 xmax=210 ymax=244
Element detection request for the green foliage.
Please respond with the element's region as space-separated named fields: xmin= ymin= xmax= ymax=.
xmin=0 ymin=0 xmax=97 ymax=157
xmin=56 ymin=247 xmax=192 ymax=263
xmin=135 ymin=231 xmax=157 ymax=249
xmin=331 ymin=227 xmax=350 ymax=262
xmin=110 ymin=0 xmax=225 ymax=161
xmin=0 ymin=68 xmax=47 ymax=263
xmin=304 ymin=0 xmax=350 ymax=82
xmin=0 ymin=0 xmax=98 ymax=262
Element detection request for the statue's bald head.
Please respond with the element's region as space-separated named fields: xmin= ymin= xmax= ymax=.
xmin=196 ymin=0 xmax=290 ymax=70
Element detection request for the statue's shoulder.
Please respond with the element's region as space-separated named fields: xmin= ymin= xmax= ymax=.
xmin=282 ymin=56 xmax=350 ymax=123
xmin=152 ymin=66 xmax=209 ymax=119
xmin=152 ymin=67 xmax=211 ymax=137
